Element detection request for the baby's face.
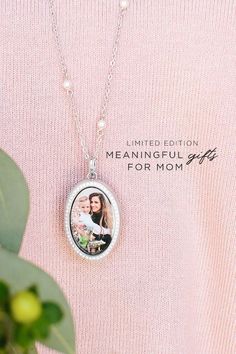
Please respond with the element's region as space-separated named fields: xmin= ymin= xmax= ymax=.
xmin=79 ymin=200 xmax=91 ymax=214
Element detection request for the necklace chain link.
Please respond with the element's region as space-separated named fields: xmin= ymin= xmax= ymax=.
xmin=48 ymin=0 xmax=128 ymax=164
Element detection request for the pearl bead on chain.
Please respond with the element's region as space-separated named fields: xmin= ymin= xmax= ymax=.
xmin=97 ymin=119 xmax=106 ymax=130
xmin=120 ymin=0 xmax=129 ymax=9
xmin=63 ymin=79 xmax=73 ymax=91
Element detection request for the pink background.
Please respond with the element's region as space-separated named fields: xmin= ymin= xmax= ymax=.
xmin=0 ymin=1 xmax=235 ymax=353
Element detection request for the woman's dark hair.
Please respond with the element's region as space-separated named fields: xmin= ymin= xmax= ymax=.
xmin=89 ymin=193 xmax=112 ymax=230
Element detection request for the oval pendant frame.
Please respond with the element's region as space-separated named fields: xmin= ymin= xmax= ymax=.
xmin=64 ymin=179 xmax=120 ymax=260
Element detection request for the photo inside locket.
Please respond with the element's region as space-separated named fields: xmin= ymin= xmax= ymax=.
xmin=70 ymin=187 xmax=113 ymax=256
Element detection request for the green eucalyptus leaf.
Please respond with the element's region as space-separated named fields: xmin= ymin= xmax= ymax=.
xmin=14 ymin=324 xmax=34 ymax=349
xmin=31 ymin=317 xmax=49 ymax=340
xmin=27 ymin=286 xmax=38 ymax=297
xmin=0 ymin=321 xmax=7 ymax=348
xmin=0 ymin=249 xmax=75 ymax=354
xmin=28 ymin=345 xmax=38 ymax=354
xmin=0 ymin=149 xmax=29 ymax=253
xmin=0 ymin=282 xmax=9 ymax=307
xmin=42 ymin=302 xmax=63 ymax=325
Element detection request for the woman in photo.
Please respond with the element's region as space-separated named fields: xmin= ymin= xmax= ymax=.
xmin=89 ymin=192 xmax=113 ymax=252
xmin=73 ymin=191 xmax=113 ymax=254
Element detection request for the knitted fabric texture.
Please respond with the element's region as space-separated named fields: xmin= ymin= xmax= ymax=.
xmin=0 ymin=1 xmax=235 ymax=353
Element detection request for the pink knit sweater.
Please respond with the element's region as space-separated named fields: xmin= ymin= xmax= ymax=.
xmin=1 ymin=1 xmax=235 ymax=353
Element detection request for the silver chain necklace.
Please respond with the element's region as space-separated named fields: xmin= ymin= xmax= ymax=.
xmin=49 ymin=0 xmax=129 ymax=260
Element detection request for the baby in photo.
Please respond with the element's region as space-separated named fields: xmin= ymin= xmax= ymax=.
xmin=72 ymin=196 xmax=96 ymax=253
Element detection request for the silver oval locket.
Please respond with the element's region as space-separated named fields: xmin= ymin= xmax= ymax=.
xmin=64 ymin=177 xmax=120 ymax=260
